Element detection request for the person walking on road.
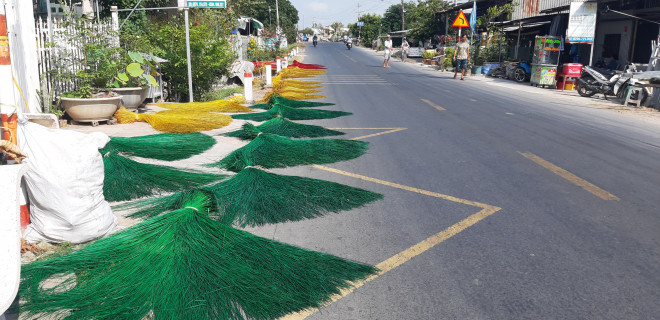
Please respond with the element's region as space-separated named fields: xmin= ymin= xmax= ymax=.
xmin=383 ymin=35 xmax=392 ymax=68
xmin=453 ymin=35 xmax=470 ymax=80
xmin=401 ymin=37 xmax=410 ymax=63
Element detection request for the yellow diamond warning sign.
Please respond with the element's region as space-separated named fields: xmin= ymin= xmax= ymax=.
xmin=451 ymin=10 xmax=470 ymax=28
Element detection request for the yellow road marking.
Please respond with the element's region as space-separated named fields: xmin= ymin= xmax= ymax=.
xmin=327 ymin=127 xmax=407 ymax=141
xmin=280 ymin=166 xmax=502 ymax=320
xmin=312 ymin=165 xmax=496 ymax=208
xmin=421 ymin=98 xmax=446 ymax=111
xmin=518 ymin=152 xmax=619 ymax=201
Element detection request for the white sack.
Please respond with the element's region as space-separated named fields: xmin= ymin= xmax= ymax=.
xmin=17 ymin=116 xmax=117 ymax=244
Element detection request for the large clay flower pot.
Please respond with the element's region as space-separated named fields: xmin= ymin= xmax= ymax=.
xmin=113 ymin=86 xmax=149 ymax=110
xmin=61 ymin=96 xmax=121 ymax=123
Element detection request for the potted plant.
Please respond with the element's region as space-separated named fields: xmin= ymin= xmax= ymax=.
xmin=422 ymin=50 xmax=435 ymax=64
xmin=59 ymin=67 xmax=123 ymax=125
xmin=471 ymin=45 xmax=485 ymax=75
xmin=442 ymin=47 xmax=455 ymax=71
xmin=109 ymin=51 xmax=160 ymax=110
xmin=53 ymin=18 xmax=124 ymax=124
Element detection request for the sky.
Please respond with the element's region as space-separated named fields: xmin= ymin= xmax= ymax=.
xmin=289 ymin=0 xmax=400 ymax=29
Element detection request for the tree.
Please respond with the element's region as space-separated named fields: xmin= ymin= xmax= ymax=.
xmin=382 ymin=2 xmax=416 ymax=34
xmin=302 ymin=27 xmax=314 ymax=36
xmin=145 ymin=10 xmax=236 ymax=101
xmin=229 ymin=0 xmax=299 ymax=44
xmin=406 ymin=0 xmax=449 ymax=44
xmin=330 ymin=22 xmax=344 ymax=41
xmin=98 ymin=0 xmax=172 ymax=34
xmin=476 ymin=3 xmax=516 ymax=49
xmin=348 ymin=13 xmax=381 ymax=47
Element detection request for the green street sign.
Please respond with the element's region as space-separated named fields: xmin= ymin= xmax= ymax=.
xmin=186 ymin=1 xmax=226 ymax=8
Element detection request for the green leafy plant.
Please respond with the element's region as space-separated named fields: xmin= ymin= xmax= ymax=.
xmin=443 ymin=47 xmax=455 ymax=69
xmin=44 ymin=7 xmax=123 ymax=98
xmin=422 ymin=50 xmax=435 ymax=59
xmin=472 ymin=45 xmax=485 ymax=66
xmin=145 ymin=14 xmax=235 ymax=101
xmin=110 ymin=51 xmax=159 ymax=88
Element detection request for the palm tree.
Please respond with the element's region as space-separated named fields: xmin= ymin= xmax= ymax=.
xmin=331 ymin=22 xmax=344 ymax=41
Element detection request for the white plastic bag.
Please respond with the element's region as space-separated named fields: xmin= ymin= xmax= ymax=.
xmin=17 ymin=116 xmax=117 ymax=244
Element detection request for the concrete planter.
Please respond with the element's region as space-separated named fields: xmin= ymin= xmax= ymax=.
xmin=0 ymin=163 xmax=28 ymax=315
xmin=61 ymin=96 xmax=121 ymax=123
xmin=113 ymin=86 xmax=149 ymax=110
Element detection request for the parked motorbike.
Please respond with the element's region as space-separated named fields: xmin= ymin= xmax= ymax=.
xmin=488 ymin=61 xmax=530 ymax=82
xmin=576 ymin=63 xmax=638 ymax=100
xmin=346 ymin=39 xmax=352 ymax=50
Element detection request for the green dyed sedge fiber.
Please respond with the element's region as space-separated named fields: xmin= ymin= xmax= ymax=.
xmin=102 ymin=132 xmax=216 ymax=161
xmin=20 ymin=192 xmax=378 ymax=320
xmin=125 ymin=167 xmax=383 ymax=227
xmin=210 ymin=133 xmax=369 ymax=172
xmin=103 ymin=152 xmax=225 ymax=201
xmin=233 ymin=104 xmax=352 ymax=121
xmin=224 ymin=117 xmax=345 ymax=140
xmin=251 ymin=95 xmax=335 ymax=110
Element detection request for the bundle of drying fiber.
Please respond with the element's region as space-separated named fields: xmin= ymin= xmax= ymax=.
xmin=102 ymin=132 xmax=216 ymax=161
xmin=155 ymin=99 xmax=252 ymax=113
xmin=251 ymin=94 xmax=335 ymax=110
xmin=275 ymin=79 xmax=323 ymax=86
xmin=232 ymin=104 xmax=351 ymax=121
xmin=103 ymin=151 xmax=226 ymax=201
xmin=19 ymin=193 xmax=378 ymax=320
xmin=209 ymin=133 xmax=369 ymax=172
xmin=273 ymin=79 xmax=324 ymax=90
xmin=291 ymin=60 xmax=327 ymax=69
xmin=270 ymin=94 xmax=334 ymax=107
xmin=258 ymin=90 xmax=326 ymax=103
xmin=114 ymin=107 xmax=233 ymax=133
xmin=273 ymin=86 xmax=322 ymax=95
xmin=124 ymin=167 xmax=383 ymax=227
xmin=278 ymin=68 xmax=326 ymax=79
xmin=225 ymin=117 xmax=344 ymax=140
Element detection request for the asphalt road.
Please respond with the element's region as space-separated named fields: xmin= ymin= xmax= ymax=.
xmin=254 ymin=42 xmax=660 ymax=320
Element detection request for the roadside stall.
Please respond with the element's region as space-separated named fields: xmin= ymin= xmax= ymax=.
xmin=531 ymin=35 xmax=561 ymax=88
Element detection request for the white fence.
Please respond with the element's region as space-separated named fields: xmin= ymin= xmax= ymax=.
xmin=35 ymin=17 xmax=117 ymax=99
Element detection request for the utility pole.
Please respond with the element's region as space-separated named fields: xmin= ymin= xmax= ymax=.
xmin=275 ymin=0 xmax=280 ymax=35
xmin=357 ymin=0 xmax=361 ymax=42
xmin=401 ymin=0 xmax=405 ymax=31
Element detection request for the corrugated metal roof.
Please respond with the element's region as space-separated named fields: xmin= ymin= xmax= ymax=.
xmin=512 ymin=0 xmax=571 ymax=20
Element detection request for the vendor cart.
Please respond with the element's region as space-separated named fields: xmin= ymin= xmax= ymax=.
xmin=530 ymin=36 xmax=561 ymax=88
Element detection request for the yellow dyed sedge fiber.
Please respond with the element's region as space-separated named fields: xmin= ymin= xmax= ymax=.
xmin=276 ymin=79 xmax=322 ymax=85
xmin=273 ymin=79 xmax=323 ymax=90
xmin=115 ymin=107 xmax=141 ymax=124
xmin=274 ymin=86 xmax=322 ymax=94
xmin=156 ymin=100 xmax=252 ymax=113
xmin=279 ymin=68 xmax=326 ymax=79
xmin=114 ymin=107 xmax=233 ymax=133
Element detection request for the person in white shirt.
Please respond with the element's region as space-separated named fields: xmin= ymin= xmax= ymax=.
xmin=383 ymin=35 xmax=393 ymax=68
xmin=401 ymin=37 xmax=410 ymax=62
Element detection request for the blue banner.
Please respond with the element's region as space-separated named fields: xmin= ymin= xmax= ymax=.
xmin=469 ymin=1 xmax=476 ymax=33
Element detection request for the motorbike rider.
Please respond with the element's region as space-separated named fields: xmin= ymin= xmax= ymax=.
xmin=401 ymin=37 xmax=410 ymax=62
xmin=312 ymin=34 xmax=318 ymax=47
xmin=346 ymin=37 xmax=353 ymax=49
